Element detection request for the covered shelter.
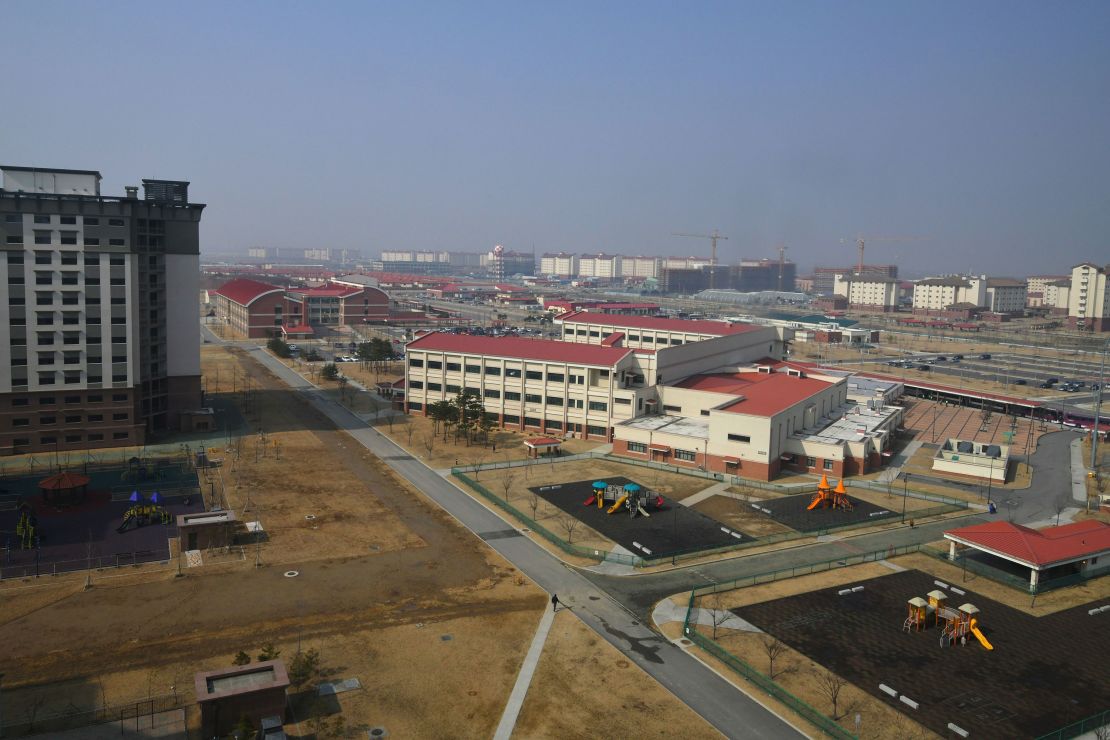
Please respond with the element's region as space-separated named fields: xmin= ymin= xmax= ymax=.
xmin=37 ymin=471 xmax=90 ymax=506
xmin=523 ymin=436 xmax=562 ymax=458
xmin=944 ymin=520 xmax=1110 ymax=592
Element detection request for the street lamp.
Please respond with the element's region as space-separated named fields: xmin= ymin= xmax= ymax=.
xmin=902 ymin=472 xmax=909 ymax=523
xmin=1090 ymin=337 xmax=1110 ymax=471
xmin=986 ymin=454 xmax=995 ymax=504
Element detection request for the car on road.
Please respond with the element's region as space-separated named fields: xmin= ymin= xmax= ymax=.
xmin=980 ymin=353 xmax=992 ymax=360
xmin=918 ymin=364 xmax=931 ymax=371
xmin=935 ymin=356 xmax=947 ymax=362
xmin=953 ymin=354 xmax=964 ymax=360
xmin=1039 ymin=381 xmax=1053 ymax=388
xmin=1014 ymin=379 xmax=1027 ymax=385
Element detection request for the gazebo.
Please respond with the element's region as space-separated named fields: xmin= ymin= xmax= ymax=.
xmin=37 ymin=471 xmax=91 ymax=507
xmin=523 ymin=437 xmax=562 ymax=459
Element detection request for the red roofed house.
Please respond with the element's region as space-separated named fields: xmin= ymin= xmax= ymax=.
xmin=211 ymin=278 xmax=287 ymax=338
xmin=944 ymin=520 xmax=1110 ymax=592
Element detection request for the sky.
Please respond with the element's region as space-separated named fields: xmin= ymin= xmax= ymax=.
xmin=4 ymin=1 xmax=1109 ymax=276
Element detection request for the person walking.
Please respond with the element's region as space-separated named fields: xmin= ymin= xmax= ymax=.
xmin=551 ymin=593 xmax=560 ymax=613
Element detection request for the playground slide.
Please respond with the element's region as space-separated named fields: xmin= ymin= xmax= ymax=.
xmin=806 ymin=496 xmax=822 ymax=511
xmin=969 ymin=620 xmax=993 ymax=650
xmin=637 ymin=505 xmax=651 ymax=518
xmin=584 ymin=495 xmax=596 ymax=506
xmin=607 ymin=495 xmax=628 ymax=514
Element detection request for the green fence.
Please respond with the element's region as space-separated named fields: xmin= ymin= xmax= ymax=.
xmin=920 ymin=546 xmax=1098 ymax=595
xmin=1036 ymin=709 xmax=1110 ymax=740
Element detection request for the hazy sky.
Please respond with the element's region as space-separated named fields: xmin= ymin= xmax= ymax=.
xmin=5 ymin=1 xmax=1109 ymax=275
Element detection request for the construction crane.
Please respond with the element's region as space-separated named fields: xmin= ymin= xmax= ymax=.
xmin=672 ymin=230 xmax=728 ymax=290
xmin=841 ymin=235 xmax=926 ymax=276
xmin=777 ymin=244 xmax=788 ymax=292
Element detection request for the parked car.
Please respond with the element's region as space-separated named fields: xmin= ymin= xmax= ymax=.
xmin=1046 ymin=377 xmax=1059 ymax=385
xmin=1014 ymin=379 xmax=1027 ymax=385
xmin=1039 ymin=381 xmax=1053 ymax=388
xmin=952 ymin=354 xmax=964 ymax=360
xmin=918 ymin=365 xmax=931 ymax=371
xmin=980 ymin=353 xmax=992 ymax=360
xmin=935 ymin=356 xmax=947 ymax=362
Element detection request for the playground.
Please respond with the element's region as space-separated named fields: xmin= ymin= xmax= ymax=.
xmin=752 ymin=477 xmax=902 ymax=533
xmin=0 ymin=458 xmax=203 ymax=577
xmin=530 ymin=477 xmax=749 ymax=558
xmin=728 ymin=568 xmax=1110 ymax=738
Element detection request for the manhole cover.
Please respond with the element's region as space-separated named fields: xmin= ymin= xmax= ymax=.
xmin=368 ymin=728 xmax=389 ymax=739
xmin=679 ymin=638 xmax=693 ymax=646
xmin=284 ymin=570 xmax=300 ymax=578
xmin=441 ymin=634 xmax=453 ymax=641
xmin=305 ymin=514 xmax=316 ymax=520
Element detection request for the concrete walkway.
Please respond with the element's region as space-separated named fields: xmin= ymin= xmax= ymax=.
xmin=1070 ymin=438 xmax=1089 ymax=504
xmin=492 ymin=605 xmax=556 ymax=740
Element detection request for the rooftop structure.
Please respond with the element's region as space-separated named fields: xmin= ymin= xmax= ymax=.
xmin=406 ymin=331 xmax=632 ymax=366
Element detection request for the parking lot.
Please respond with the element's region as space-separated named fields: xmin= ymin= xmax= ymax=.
xmin=880 ymin=352 xmax=1105 ymax=400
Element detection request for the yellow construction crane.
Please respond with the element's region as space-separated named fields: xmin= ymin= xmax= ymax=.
xmin=672 ymin=230 xmax=728 ymax=266
xmin=840 ymin=235 xmax=926 ymax=275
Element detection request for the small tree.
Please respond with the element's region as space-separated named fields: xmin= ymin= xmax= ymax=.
xmin=304 ymin=348 xmax=322 ymax=362
xmin=815 ymin=669 xmax=848 ymax=719
xmin=1053 ymin=495 xmax=1069 ymax=526
xmin=760 ymin=635 xmax=788 ymax=679
xmin=527 ymin=492 xmax=542 ymax=520
xmin=500 ymin=471 xmax=517 ymax=503
xmin=421 ymin=432 xmax=436 ymax=459
xmin=288 ymin=647 xmax=321 ymax=688
xmin=231 ymin=714 xmax=255 ymax=740
xmin=257 ymin=643 xmax=281 ymax=662
xmin=232 ymin=650 xmax=251 ymax=666
xmin=707 ymin=592 xmax=732 ymax=639
xmin=267 ymin=338 xmax=291 ymax=358
xmin=557 ymin=514 xmax=581 ymax=544
xmin=320 ymin=363 xmax=339 ymax=381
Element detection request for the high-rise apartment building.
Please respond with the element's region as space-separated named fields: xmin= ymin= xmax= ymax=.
xmin=0 ymin=165 xmax=204 ymax=455
xmin=813 ymin=265 xmax=898 ymax=296
xmin=1067 ymin=262 xmax=1110 ymax=331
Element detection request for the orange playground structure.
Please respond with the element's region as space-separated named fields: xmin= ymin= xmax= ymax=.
xmin=807 ymin=475 xmax=853 ymax=511
xmin=903 ymin=589 xmax=993 ymax=650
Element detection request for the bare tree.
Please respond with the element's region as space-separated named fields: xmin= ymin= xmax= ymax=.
xmin=421 ymin=433 xmax=436 ymax=460
xmin=526 ymin=491 xmax=542 ymax=520
xmin=815 ymin=669 xmax=848 ymax=719
xmin=1053 ymin=495 xmax=1069 ymax=526
xmin=760 ymin=635 xmax=789 ymax=679
xmin=405 ymin=418 xmax=416 ymax=446
xmin=557 ymin=514 xmax=581 ymax=544
xmin=470 ymin=449 xmax=490 ymax=480
xmin=706 ymin=592 xmax=732 ymax=640
xmin=499 ymin=471 xmax=518 ymax=503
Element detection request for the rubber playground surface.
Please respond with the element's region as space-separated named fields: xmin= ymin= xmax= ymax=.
xmin=0 ymin=465 xmax=203 ymax=578
xmin=754 ymin=492 xmax=900 ymax=533
xmin=530 ymin=477 xmax=749 ymax=558
xmin=733 ymin=569 xmax=1110 ymax=739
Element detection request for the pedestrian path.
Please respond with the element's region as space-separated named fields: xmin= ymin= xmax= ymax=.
xmin=1070 ymin=438 xmax=1088 ymax=504
xmin=651 ymin=597 xmax=763 ymax=633
xmin=492 ymin=605 xmax=556 ymax=740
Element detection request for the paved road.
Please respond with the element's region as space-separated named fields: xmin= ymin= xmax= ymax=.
xmin=243 ymin=343 xmax=804 ymax=740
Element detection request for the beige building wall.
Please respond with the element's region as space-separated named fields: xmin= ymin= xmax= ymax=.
xmin=620 ymin=256 xmax=661 ymax=278
xmin=1068 ymin=263 xmax=1110 ymax=327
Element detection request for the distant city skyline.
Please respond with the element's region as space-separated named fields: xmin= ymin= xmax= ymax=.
xmin=5 ymin=1 xmax=1108 ymax=275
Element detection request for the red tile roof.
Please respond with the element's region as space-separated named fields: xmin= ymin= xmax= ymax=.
xmin=557 ymin=311 xmax=760 ymax=336
xmin=946 ymin=520 xmax=1110 ymax=568
xmin=406 ymin=332 xmax=632 ymax=366
xmin=675 ymin=371 xmax=834 ymax=417
xmin=212 ymin=278 xmax=285 ymax=306
xmin=288 ymin=282 xmax=363 ymax=298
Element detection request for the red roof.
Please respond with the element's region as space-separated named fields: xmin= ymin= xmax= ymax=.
xmin=524 ymin=437 xmax=562 ymax=447
xmin=600 ymin=331 xmax=624 ymax=347
xmin=281 ymin=324 xmax=315 ymax=335
xmin=38 ymin=471 xmax=91 ymax=490
xmin=212 ymin=278 xmax=285 ymax=306
xmin=676 ymin=371 xmax=834 ymax=417
xmin=557 ymin=311 xmax=760 ymax=336
xmin=946 ymin=520 xmax=1110 ymax=568
xmin=288 ymin=282 xmax=363 ymax=298
xmin=406 ymin=332 xmax=632 ymax=366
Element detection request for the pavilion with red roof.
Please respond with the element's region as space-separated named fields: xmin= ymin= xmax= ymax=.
xmin=944 ymin=520 xmax=1110 ymax=591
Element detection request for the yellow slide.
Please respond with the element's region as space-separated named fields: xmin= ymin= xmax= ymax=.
xmin=969 ymin=618 xmax=993 ymax=650
xmin=607 ymin=495 xmax=628 ymax=514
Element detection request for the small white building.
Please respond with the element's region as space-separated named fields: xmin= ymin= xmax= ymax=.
xmin=932 ymin=439 xmax=1009 ymax=482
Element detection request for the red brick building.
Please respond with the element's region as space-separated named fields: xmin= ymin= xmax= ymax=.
xmin=211 ymin=278 xmax=287 ymax=338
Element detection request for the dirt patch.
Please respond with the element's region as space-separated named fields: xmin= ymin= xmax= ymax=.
xmin=514 ymin=611 xmax=722 ymax=739
xmin=692 ymin=496 xmax=795 ymax=537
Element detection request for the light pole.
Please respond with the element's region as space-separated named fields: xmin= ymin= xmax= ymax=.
xmin=1090 ymin=337 xmax=1110 ymax=470
xmin=986 ymin=454 xmax=995 ymax=504
xmin=902 ymin=473 xmax=909 ymax=523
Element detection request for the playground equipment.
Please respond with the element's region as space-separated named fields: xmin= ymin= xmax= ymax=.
xmin=14 ymin=505 xmax=38 ymax=549
xmin=902 ymin=590 xmax=992 ymax=650
xmin=117 ymin=491 xmax=171 ymax=533
xmin=585 ymin=481 xmax=665 ymax=518
xmin=807 ymin=476 xmax=854 ymax=511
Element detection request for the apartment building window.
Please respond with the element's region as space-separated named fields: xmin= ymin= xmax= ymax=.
xmin=87 ymin=433 xmax=103 ymax=442
xmin=628 ymin=334 xmax=640 ymax=341
xmin=108 ymin=218 xmax=125 ymax=227
xmin=446 ymin=384 xmax=460 ymax=394
xmin=11 ymin=398 xmax=29 ymax=407
xmin=588 ymin=400 xmax=607 ymax=412
xmin=525 ymin=370 xmax=543 ymax=381
xmin=39 ymin=373 xmax=56 ymax=385
xmin=113 ymin=432 xmax=129 ymax=440
xmin=484 ymin=388 xmax=500 ymax=399
xmin=112 ymin=393 xmax=127 ymax=401
xmin=7 ymin=274 xmax=25 ymax=285
xmin=111 ymin=373 xmax=126 ymax=382
xmin=35 ymin=271 xmax=52 ymax=286
xmin=446 ymin=362 xmax=461 ymax=372
xmin=675 ymin=449 xmax=696 ymax=462
xmin=38 ymin=352 xmax=55 ymax=365
xmin=5 ymin=235 xmax=22 ymax=245
xmin=546 ymin=396 xmax=563 ymax=406
xmin=427 ymin=382 xmax=441 ymax=392
xmin=35 ymin=251 xmax=52 ymax=265
xmin=523 ymin=416 xmax=541 ymax=427
xmin=823 ymin=459 xmax=834 ymax=471
xmin=504 ymin=391 xmax=521 ymax=401
xmin=569 ymin=374 xmax=584 ymax=384
xmin=464 ymin=386 xmax=479 ymax=395
xmin=89 ymin=414 xmax=103 ymax=422
xmin=64 ymin=353 xmax=80 ymax=365
xmin=34 ymin=231 xmax=51 ymax=244
xmin=502 ymin=414 xmax=519 ymax=425
xmin=7 ymin=252 xmax=23 ymax=264
xmin=547 ymin=372 xmax=565 ymax=383
xmin=36 ymin=312 xmax=54 ymax=325
xmin=586 ymin=425 xmax=607 ymax=437
xmin=84 ymin=237 xmax=100 ymax=246
xmin=546 ymin=420 xmax=563 ymax=430
xmin=615 ymin=397 xmax=631 ymax=405
xmin=65 ymin=415 xmax=81 ymax=424
xmin=84 ymin=217 xmax=99 ymax=226
xmin=60 ymin=232 xmax=77 ymax=245
xmin=663 ymin=404 xmax=681 ymax=413
xmin=563 ymin=327 xmax=574 ymax=335
xmin=12 ymin=418 xmax=30 ymax=427
xmin=505 ymin=367 xmax=522 ymax=378
xmin=64 ymin=395 xmax=81 ymax=404
xmin=39 ymin=396 xmax=56 ymax=406
xmin=34 ymin=215 xmax=50 ymax=224
xmin=409 ymin=380 xmax=424 ymax=389
xmin=485 ymin=366 xmax=501 ymax=376
xmin=525 ymin=393 xmax=542 ymax=403
xmin=576 ymin=329 xmax=586 ymax=336
xmin=109 ymin=256 xmax=125 ymax=266
xmin=40 ymin=436 xmax=57 ymax=445
xmin=805 ymin=456 xmax=816 ymax=468
xmin=60 ymin=215 xmax=77 ymax=225
xmin=65 ymin=435 xmax=82 ymax=443
xmin=727 ymin=433 xmax=751 ymax=444
xmin=4 ymin=214 xmax=21 ymax=223
xmin=88 ymin=374 xmax=102 ymax=383
xmin=569 ymin=398 xmax=584 ymax=409
xmin=627 ymin=441 xmax=647 ymax=453
xmin=427 ymin=360 xmax=442 ymax=370
xmin=408 ymin=358 xmax=424 ymax=368
xmin=463 ymin=363 xmax=480 ymax=373
xmin=38 ymin=332 xmax=55 ymax=345
xmin=111 ymin=316 xmax=127 ymax=324
xmin=112 ymin=412 xmax=129 ymax=421
xmin=88 ymin=394 xmax=102 ymax=402
xmin=407 ymin=402 xmax=422 ymax=411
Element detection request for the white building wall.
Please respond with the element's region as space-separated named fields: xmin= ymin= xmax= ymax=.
xmin=166 ymin=253 xmax=202 ymax=376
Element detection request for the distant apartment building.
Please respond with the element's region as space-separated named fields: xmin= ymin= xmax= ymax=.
xmin=737 ymin=258 xmax=796 ymax=292
xmin=813 ymin=265 xmax=898 ymax=296
xmin=984 ymin=278 xmax=1027 ymax=315
xmin=662 ymin=255 xmax=713 ymax=270
xmin=577 ymin=253 xmax=622 ymax=280
xmin=794 ymin=276 xmax=815 ymax=293
xmin=0 ymin=165 xmax=205 ymax=454
xmin=1036 ymin=279 xmax=1071 ymax=314
xmin=372 ymin=250 xmax=453 ymax=275
xmin=539 ymin=252 xmax=579 ymax=277
xmin=211 ymin=278 xmax=287 ymax=338
xmin=912 ymin=276 xmax=986 ymax=314
xmin=212 ymin=278 xmax=389 ymax=338
xmin=247 ymin=246 xmax=282 ymax=260
xmin=1026 ymin=275 xmax=1069 ymax=306
xmin=832 ymin=274 xmax=898 ymax=312
xmin=480 ymin=248 xmax=533 ymax=277
xmin=620 ymin=255 xmax=661 ymax=279
xmin=1067 ymin=262 xmax=1110 ymax=331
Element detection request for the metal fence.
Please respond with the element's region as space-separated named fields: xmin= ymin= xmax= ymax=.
xmin=0 ymin=550 xmax=174 ymax=581
xmin=0 ymin=691 xmax=187 ymax=738
xmin=920 ymin=546 xmax=1096 ymax=595
xmin=1035 ymin=709 xmax=1110 ymax=740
